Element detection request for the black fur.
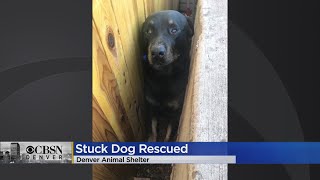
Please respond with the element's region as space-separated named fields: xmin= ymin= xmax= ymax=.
xmin=142 ymin=10 xmax=193 ymax=141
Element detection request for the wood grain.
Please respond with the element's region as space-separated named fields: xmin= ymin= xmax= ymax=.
xmin=92 ymin=0 xmax=175 ymax=179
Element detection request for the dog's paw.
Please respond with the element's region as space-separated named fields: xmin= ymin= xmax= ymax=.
xmin=148 ymin=134 xmax=157 ymax=142
xmin=164 ymin=124 xmax=172 ymax=142
xmin=164 ymin=136 xmax=170 ymax=142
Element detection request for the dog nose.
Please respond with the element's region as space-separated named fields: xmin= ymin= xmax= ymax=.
xmin=151 ymin=45 xmax=166 ymax=58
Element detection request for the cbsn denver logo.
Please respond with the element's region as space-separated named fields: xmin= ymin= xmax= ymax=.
xmin=25 ymin=145 xmax=63 ymax=160
xmin=0 ymin=142 xmax=72 ymax=164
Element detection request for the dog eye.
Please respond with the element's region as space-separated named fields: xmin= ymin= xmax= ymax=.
xmin=170 ymin=28 xmax=178 ymax=34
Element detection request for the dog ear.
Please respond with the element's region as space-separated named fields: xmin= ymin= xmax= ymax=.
xmin=185 ymin=16 xmax=194 ymax=37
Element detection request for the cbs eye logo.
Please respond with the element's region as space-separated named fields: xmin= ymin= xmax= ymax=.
xmin=26 ymin=146 xmax=35 ymax=154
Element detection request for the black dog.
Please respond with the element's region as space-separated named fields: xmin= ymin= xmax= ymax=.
xmin=141 ymin=10 xmax=193 ymax=141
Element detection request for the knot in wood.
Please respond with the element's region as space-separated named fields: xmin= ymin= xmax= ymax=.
xmin=107 ymin=31 xmax=115 ymax=49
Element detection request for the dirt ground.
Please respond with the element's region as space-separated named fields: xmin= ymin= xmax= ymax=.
xmin=136 ymin=164 xmax=172 ymax=180
xmin=135 ymin=118 xmax=178 ymax=180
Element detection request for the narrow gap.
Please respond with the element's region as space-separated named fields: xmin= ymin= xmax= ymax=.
xmin=135 ymin=1 xmax=197 ymax=179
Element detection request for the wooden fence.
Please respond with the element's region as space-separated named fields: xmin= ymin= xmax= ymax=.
xmin=92 ymin=0 xmax=179 ymax=179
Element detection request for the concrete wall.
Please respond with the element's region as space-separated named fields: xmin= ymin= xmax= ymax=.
xmin=171 ymin=0 xmax=228 ymax=179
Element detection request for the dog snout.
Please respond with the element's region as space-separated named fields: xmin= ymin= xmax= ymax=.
xmin=151 ymin=44 xmax=166 ymax=59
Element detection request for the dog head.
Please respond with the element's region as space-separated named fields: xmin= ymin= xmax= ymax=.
xmin=142 ymin=10 xmax=193 ymax=70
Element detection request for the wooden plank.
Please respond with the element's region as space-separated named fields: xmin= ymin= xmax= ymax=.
xmin=92 ymin=20 xmax=135 ymax=142
xmin=172 ymin=0 xmax=180 ymax=10
xmin=92 ymin=13 xmax=137 ymax=180
xmin=93 ymin=21 xmax=135 ymax=180
xmin=143 ymin=0 xmax=149 ymax=18
xmin=143 ymin=0 xmax=172 ymax=17
xmin=93 ymin=0 xmax=144 ymax=141
xmin=136 ymin=0 xmax=147 ymax=28
xmin=92 ymin=95 xmax=119 ymax=142
xmin=171 ymin=0 xmax=228 ymax=179
xmin=106 ymin=0 xmax=146 ymax=138
xmin=93 ymin=164 xmax=119 ymax=180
